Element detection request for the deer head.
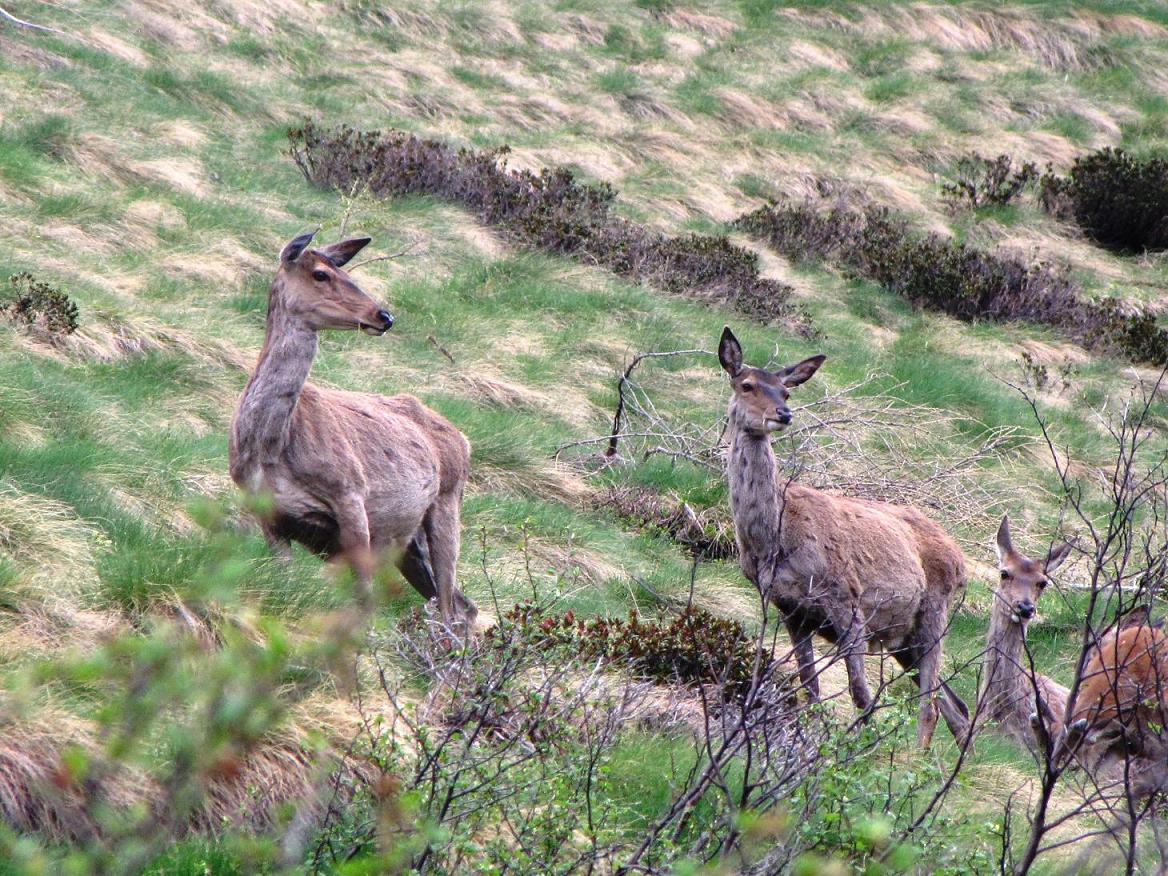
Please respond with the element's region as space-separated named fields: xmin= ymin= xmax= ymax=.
xmin=718 ymin=326 xmax=825 ymax=436
xmin=273 ymin=231 xmax=393 ymax=335
xmin=993 ymin=515 xmax=1073 ymax=626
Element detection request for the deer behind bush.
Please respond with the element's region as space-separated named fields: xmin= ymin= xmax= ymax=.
xmin=718 ymin=327 xmax=969 ymax=747
xmin=978 ymin=515 xmax=1072 ymax=747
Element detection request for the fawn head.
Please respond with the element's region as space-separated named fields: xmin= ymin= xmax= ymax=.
xmin=993 ymin=515 xmax=1072 ymax=625
xmin=719 ymin=326 xmax=825 ymax=436
xmin=273 ymin=231 xmax=394 ymax=335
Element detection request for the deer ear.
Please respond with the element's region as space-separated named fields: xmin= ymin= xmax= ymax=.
xmin=319 ymin=237 xmax=372 ymax=268
xmin=1044 ymin=540 xmax=1073 ymax=573
xmin=994 ymin=515 xmax=1014 ymax=565
xmin=780 ymin=354 xmax=826 ymax=387
xmin=1118 ymin=606 xmax=1152 ymax=631
xmin=281 ymin=231 xmax=316 ymax=264
xmin=719 ymin=326 xmax=743 ymax=377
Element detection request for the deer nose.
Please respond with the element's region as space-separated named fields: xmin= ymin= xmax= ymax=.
xmin=1015 ymin=600 xmax=1036 ymax=619
xmin=377 ymin=309 xmax=394 ymax=329
xmin=776 ymin=410 xmax=792 ymax=425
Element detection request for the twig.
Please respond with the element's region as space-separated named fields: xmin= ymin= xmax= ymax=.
xmin=426 ymin=335 xmax=455 ymax=364
xmin=349 ymin=241 xmax=425 ymax=270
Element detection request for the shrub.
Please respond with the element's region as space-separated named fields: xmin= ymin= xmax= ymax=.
xmin=2 ymin=272 xmax=79 ymax=335
xmin=736 ymin=200 xmax=1168 ymax=366
xmin=595 ymin=485 xmax=736 ymax=561
xmin=1041 ymin=147 xmax=1168 ymax=252
xmin=941 ymin=153 xmax=1037 ymax=211
xmin=496 ymin=602 xmax=777 ymax=697
xmin=288 ymin=122 xmax=810 ymax=333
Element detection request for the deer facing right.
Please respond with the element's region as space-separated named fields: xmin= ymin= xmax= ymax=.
xmin=718 ymin=327 xmax=969 ymax=747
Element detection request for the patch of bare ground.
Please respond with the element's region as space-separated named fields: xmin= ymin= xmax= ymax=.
xmin=87 ymin=29 xmax=148 ymax=67
xmin=66 ymin=134 xmax=208 ymax=198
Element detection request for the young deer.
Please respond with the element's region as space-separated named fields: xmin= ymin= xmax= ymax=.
xmin=718 ymin=327 xmax=969 ymax=747
xmin=230 ymin=232 xmax=476 ymax=625
xmin=979 ymin=515 xmax=1072 ymax=747
xmin=1062 ymin=608 xmax=1168 ymax=796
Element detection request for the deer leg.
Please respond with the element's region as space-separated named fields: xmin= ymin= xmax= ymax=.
xmin=333 ymin=495 xmax=375 ymax=612
xmin=832 ymin=609 xmax=873 ymax=716
xmin=398 ymin=528 xmax=439 ymax=601
xmin=423 ymin=492 xmax=476 ymax=629
xmin=912 ymin=626 xmax=969 ymax=748
xmin=784 ymin=617 xmax=820 ymax=702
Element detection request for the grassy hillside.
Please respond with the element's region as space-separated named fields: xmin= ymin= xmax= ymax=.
xmin=0 ymin=0 xmax=1166 ymax=872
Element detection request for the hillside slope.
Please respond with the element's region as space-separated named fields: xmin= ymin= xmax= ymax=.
xmin=0 ymin=0 xmax=1166 ymax=872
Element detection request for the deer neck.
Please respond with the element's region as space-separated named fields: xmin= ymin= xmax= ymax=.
xmin=233 ymin=297 xmax=318 ymax=475
xmin=727 ymin=417 xmax=785 ymax=557
xmin=981 ymin=594 xmax=1030 ymax=722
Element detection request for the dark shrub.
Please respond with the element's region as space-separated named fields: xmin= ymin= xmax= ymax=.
xmin=1041 ymin=148 xmax=1168 ymax=252
xmin=595 ymin=485 xmax=736 ymax=561
xmin=496 ymin=602 xmax=776 ymax=697
xmin=941 ymin=154 xmax=1037 ymax=211
xmin=289 ymin=122 xmax=809 ymax=333
xmin=3 ymin=272 xmax=79 ymax=334
xmin=736 ymin=201 xmax=1168 ymax=366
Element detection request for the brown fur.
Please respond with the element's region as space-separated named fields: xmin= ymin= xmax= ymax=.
xmin=717 ymin=327 xmax=969 ymax=747
xmin=229 ymin=232 xmax=476 ymax=624
xmin=1066 ymin=610 xmax=1168 ymax=796
xmin=979 ymin=516 xmax=1072 ymax=748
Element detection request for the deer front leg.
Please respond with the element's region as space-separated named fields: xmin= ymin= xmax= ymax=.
xmin=333 ymin=494 xmax=375 ymax=612
xmin=833 ymin=608 xmax=873 ymax=716
xmin=784 ymin=618 xmax=820 ymax=702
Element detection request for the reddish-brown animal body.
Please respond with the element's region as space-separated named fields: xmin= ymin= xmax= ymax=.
xmin=229 ymin=232 xmax=476 ymax=624
xmin=717 ymin=327 xmax=969 ymax=748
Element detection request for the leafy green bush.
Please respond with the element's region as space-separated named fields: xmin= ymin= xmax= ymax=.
xmin=1041 ymin=147 xmax=1168 ymax=252
xmin=736 ymin=200 xmax=1168 ymax=366
xmin=288 ymin=122 xmax=809 ymax=332
xmin=2 ymin=272 xmax=79 ymax=334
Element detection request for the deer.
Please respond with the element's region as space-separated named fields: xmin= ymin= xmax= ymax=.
xmin=229 ymin=231 xmax=477 ymax=626
xmin=978 ymin=515 xmax=1072 ymax=748
xmin=718 ymin=326 xmax=969 ymax=748
xmin=1060 ymin=607 xmax=1168 ymax=797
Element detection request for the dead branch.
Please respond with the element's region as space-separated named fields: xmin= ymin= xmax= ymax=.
xmin=0 ymin=4 xmax=66 ymax=35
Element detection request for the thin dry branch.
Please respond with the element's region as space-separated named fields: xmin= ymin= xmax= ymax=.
xmin=0 ymin=4 xmax=67 ymax=35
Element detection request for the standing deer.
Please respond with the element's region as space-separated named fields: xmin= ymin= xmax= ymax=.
xmin=979 ymin=516 xmax=1072 ymax=747
xmin=718 ymin=327 xmax=969 ymax=747
xmin=1061 ymin=608 xmax=1168 ymax=796
xmin=230 ymin=231 xmax=477 ymax=625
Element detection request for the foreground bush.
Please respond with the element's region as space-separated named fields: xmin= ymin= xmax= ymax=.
xmin=289 ymin=122 xmax=809 ymax=332
xmin=736 ymin=200 xmax=1168 ymax=366
xmin=1041 ymin=147 xmax=1168 ymax=252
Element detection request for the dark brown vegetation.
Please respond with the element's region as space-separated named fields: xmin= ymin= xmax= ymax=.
xmin=942 ymin=154 xmax=1037 ymax=211
xmin=735 ymin=200 xmax=1168 ymax=366
xmin=1041 ymin=147 xmax=1168 ymax=253
xmin=288 ymin=122 xmax=808 ymax=332
xmin=492 ymin=602 xmax=777 ymax=697
xmin=593 ymin=485 xmax=736 ymax=561
xmin=2 ymin=272 xmax=78 ymax=334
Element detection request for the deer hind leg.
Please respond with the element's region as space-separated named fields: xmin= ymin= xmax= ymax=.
xmin=398 ymin=528 xmax=439 ymax=602
xmin=422 ymin=491 xmax=477 ymax=628
xmin=784 ymin=617 xmax=820 ymax=702
xmin=910 ymin=625 xmax=970 ymax=749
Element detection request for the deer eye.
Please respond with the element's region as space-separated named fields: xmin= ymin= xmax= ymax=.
xmin=312 ymin=270 xmax=329 ymax=282
xmin=741 ymin=382 xmax=754 ymax=392
xmin=1037 ymin=579 xmax=1048 ymax=589
xmin=1000 ymin=570 xmax=1011 ymax=580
